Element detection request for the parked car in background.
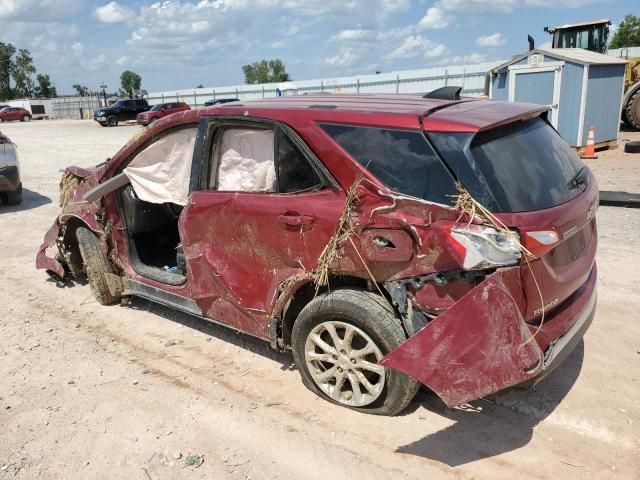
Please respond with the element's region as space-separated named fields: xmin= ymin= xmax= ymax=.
xmin=94 ymin=99 xmax=150 ymax=127
xmin=203 ymin=98 xmax=239 ymax=107
xmin=136 ymin=102 xmax=191 ymax=126
xmin=38 ymin=92 xmax=598 ymax=416
xmin=0 ymin=107 xmax=31 ymax=123
xmin=0 ymin=132 xmax=21 ymax=205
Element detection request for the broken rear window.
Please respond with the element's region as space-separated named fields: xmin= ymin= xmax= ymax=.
xmin=320 ymin=124 xmax=457 ymax=205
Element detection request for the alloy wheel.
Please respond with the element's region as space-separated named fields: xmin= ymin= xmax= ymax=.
xmin=304 ymin=320 xmax=385 ymax=407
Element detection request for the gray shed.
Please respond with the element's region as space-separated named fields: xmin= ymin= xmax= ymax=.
xmin=489 ymin=48 xmax=627 ymax=148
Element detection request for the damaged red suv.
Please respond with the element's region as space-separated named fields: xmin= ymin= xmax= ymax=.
xmin=37 ymin=91 xmax=598 ymax=415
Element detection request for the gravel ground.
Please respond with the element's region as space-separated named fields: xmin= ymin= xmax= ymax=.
xmin=0 ymin=119 xmax=638 ymax=480
xmin=583 ymin=129 xmax=640 ymax=192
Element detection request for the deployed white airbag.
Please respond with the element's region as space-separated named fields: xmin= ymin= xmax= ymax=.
xmin=124 ymin=127 xmax=197 ymax=206
xmin=214 ymin=128 xmax=276 ymax=192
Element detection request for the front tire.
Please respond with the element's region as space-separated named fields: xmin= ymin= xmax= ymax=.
xmin=76 ymin=226 xmax=120 ymax=305
xmin=106 ymin=115 xmax=118 ymax=127
xmin=291 ymin=289 xmax=419 ymax=416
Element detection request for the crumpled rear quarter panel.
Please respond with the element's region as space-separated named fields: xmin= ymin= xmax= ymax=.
xmin=380 ymin=267 xmax=544 ymax=407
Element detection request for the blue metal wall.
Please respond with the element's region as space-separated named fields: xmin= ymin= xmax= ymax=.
xmin=556 ymin=61 xmax=583 ymax=146
xmin=582 ymin=64 xmax=626 ymax=144
xmin=491 ymin=72 xmax=509 ymax=101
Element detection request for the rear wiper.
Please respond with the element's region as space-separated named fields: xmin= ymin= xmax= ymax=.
xmin=567 ymin=166 xmax=588 ymax=189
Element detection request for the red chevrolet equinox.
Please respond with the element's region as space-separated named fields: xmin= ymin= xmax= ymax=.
xmin=37 ymin=91 xmax=597 ymax=415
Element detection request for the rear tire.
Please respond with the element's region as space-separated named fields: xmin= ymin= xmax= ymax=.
xmin=21 ymin=115 xmax=30 ymax=122
xmin=291 ymin=289 xmax=419 ymax=416
xmin=76 ymin=226 xmax=119 ymax=305
xmin=2 ymin=183 xmax=22 ymax=205
xmin=106 ymin=115 xmax=118 ymax=127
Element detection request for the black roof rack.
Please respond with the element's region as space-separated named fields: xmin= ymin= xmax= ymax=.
xmin=423 ymin=86 xmax=462 ymax=101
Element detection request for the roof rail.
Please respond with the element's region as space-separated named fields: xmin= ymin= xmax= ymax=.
xmin=423 ymin=86 xmax=462 ymax=101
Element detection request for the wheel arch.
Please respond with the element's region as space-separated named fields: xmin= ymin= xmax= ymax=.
xmin=60 ymin=216 xmax=104 ymax=278
xmin=278 ymin=275 xmax=399 ymax=349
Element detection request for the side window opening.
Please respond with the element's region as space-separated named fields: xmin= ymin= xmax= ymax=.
xmin=276 ymin=128 xmax=323 ymax=193
xmin=210 ymin=127 xmax=276 ymax=192
xmin=124 ymin=126 xmax=198 ymax=206
xmin=320 ymin=123 xmax=457 ymax=205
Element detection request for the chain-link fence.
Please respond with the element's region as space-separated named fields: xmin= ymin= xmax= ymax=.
xmin=51 ymin=94 xmax=102 ymax=119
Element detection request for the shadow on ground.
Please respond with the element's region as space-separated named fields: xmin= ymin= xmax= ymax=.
xmin=0 ymin=187 xmax=51 ymax=213
xmin=121 ymin=294 xmax=583 ymax=467
xmin=397 ymin=341 xmax=584 ymax=466
xmin=129 ymin=297 xmax=293 ymax=369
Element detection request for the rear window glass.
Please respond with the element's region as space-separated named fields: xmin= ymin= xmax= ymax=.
xmin=320 ymin=124 xmax=457 ymax=204
xmin=429 ymin=118 xmax=586 ymax=213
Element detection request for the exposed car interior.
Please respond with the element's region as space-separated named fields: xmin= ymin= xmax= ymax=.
xmin=116 ymin=126 xmax=197 ymax=284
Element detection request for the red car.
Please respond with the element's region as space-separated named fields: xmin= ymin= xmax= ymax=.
xmin=136 ymin=102 xmax=190 ymax=126
xmin=0 ymin=107 xmax=31 ymax=123
xmin=37 ymin=92 xmax=597 ymax=416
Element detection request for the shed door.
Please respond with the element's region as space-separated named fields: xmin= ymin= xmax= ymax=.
xmin=509 ymin=63 xmax=563 ymax=128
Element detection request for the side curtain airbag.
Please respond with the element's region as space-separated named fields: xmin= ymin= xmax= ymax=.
xmin=124 ymin=127 xmax=198 ymax=206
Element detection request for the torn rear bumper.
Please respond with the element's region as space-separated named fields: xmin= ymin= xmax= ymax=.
xmin=380 ymin=265 xmax=597 ymax=407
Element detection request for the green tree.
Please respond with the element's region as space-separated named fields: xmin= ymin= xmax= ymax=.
xmin=72 ymin=84 xmax=89 ymax=96
xmin=242 ymin=59 xmax=290 ymax=84
xmin=119 ymin=70 xmax=142 ymax=98
xmin=11 ymin=49 xmax=36 ymax=98
xmin=610 ymin=14 xmax=640 ymax=49
xmin=0 ymin=42 xmax=16 ymax=100
xmin=196 ymin=84 xmax=204 ymax=88
xmin=35 ymin=73 xmax=56 ymax=97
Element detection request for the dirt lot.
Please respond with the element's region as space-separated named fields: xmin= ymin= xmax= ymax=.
xmin=0 ymin=119 xmax=639 ymax=480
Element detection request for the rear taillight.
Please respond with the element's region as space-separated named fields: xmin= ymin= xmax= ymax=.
xmin=521 ymin=229 xmax=560 ymax=257
xmin=449 ymin=225 xmax=522 ymax=270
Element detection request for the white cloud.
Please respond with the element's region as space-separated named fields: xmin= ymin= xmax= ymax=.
xmin=417 ymin=7 xmax=452 ymax=30
xmin=524 ymin=0 xmax=597 ymax=6
xmin=435 ymin=52 xmax=489 ymax=65
xmin=325 ymin=47 xmax=357 ymax=66
xmin=270 ymin=40 xmax=285 ymax=48
xmin=0 ymin=0 xmax=78 ymax=21
xmin=94 ymin=1 xmax=134 ymax=24
xmin=425 ymin=43 xmax=448 ymax=58
xmin=386 ymin=35 xmax=447 ymax=60
xmin=70 ymin=42 xmax=83 ymax=53
xmin=436 ymin=0 xmax=518 ymax=14
xmin=115 ymin=55 xmax=128 ymax=65
xmin=331 ymin=29 xmax=374 ymax=41
xmin=476 ymin=33 xmax=505 ymax=47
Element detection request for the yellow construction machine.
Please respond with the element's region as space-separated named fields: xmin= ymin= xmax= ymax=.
xmin=545 ymin=19 xmax=640 ymax=129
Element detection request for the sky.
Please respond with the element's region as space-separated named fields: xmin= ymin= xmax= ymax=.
xmin=0 ymin=0 xmax=636 ymax=94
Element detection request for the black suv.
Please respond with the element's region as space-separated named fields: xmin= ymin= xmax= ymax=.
xmin=94 ymin=99 xmax=150 ymax=127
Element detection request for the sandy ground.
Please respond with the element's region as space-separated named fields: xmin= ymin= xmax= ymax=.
xmin=0 ymin=119 xmax=639 ymax=480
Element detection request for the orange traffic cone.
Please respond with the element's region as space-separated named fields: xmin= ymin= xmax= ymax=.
xmin=581 ymin=126 xmax=597 ymax=159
